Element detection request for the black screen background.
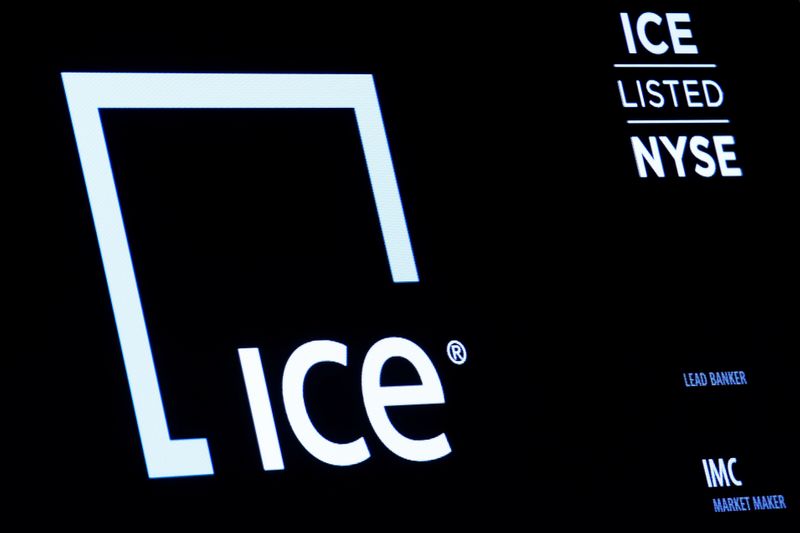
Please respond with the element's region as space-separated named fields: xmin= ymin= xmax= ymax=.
xmin=11 ymin=2 xmax=798 ymax=530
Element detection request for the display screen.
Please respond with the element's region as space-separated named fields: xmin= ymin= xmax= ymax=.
xmin=13 ymin=3 xmax=797 ymax=529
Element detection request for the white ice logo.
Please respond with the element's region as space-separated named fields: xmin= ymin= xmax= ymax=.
xmin=63 ymin=73 xmax=424 ymax=478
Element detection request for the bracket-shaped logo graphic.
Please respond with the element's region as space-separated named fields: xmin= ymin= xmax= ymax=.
xmin=62 ymin=73 xmax=419 ymax=478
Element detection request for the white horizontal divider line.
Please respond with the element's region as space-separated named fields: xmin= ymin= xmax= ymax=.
xmin=614 ymin=63 xmax=717 ymax=69
xmin=627 ymin=119 xmax=730 ymax=125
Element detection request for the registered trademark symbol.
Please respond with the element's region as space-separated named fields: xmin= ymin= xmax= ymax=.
xmin=446 ymin=340 xmax=467 ymax=365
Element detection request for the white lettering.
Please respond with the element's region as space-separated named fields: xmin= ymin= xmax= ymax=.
xmin=659 ymin=135 xmax=688 ymax=177
xmin=690 ymin=136 xmax=716 ymax=177
xmin=632 ymin=136 xmax=665 ymax=178
xmin=283 ymin=340 xmax=371 ymax=467
xmin=620 ymin=13 xmax=638 ymax=54
xmin=702 ymin=80 xmax=724 ymax=107
xmin=713 ymin=136 xmax=743 ymax=177
xmin=362 ymin=337 xmax=452 ymax=462
xmin=637 ymin=13 xmax=669 ymax=55
xmin=665 ymin=13 xmax=698 ymax=54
